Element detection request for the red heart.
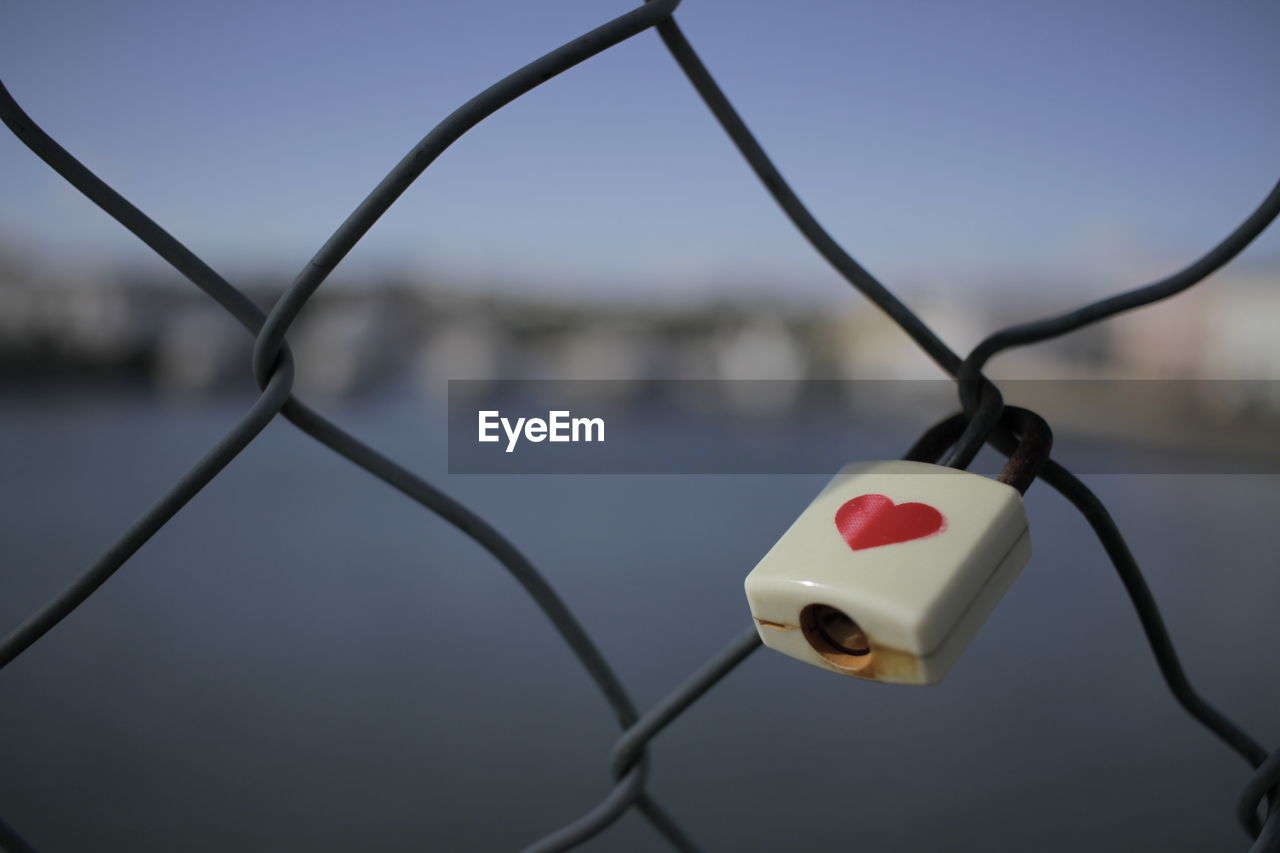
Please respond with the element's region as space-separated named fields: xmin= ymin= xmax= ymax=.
xmin=834 ymin=494 xmax=945 ymax=551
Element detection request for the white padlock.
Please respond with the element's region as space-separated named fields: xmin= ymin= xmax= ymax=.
xmin=744 ymin=411 xmax=1047 ymax=685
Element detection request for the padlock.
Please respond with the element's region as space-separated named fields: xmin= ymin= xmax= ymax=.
xmin=743 ymin=407 xmax=1051 ymax=685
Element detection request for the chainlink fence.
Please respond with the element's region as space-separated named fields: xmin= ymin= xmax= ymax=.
xmin=2 ymin=2 xmax=1279 ymax=850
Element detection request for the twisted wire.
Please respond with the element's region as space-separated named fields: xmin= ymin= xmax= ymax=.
xmin=1 ymin=2 xmax=1276 ymax=851
xmin=523 ymin=627 xmax=762 ymax=853
xmin=1242 ymin=752 xmax=1280 ymax=840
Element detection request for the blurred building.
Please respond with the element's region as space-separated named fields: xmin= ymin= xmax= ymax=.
xmin=1 ymin=245 xmax=1277 ymax=443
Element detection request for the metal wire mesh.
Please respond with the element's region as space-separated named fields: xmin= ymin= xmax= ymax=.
xmin=2 ymin=2 xmax=1279 ymax=850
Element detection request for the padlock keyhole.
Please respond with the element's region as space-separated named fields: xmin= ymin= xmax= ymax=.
xmin=800 ymin=604 xmax=873 ymax=672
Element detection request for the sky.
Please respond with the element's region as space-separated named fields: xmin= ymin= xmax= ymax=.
xmin=1 ymin=0 xmax=1277 ymax=302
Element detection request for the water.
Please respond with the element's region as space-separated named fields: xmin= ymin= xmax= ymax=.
xmin=1 ymin=386 xmax=1277 ymax=851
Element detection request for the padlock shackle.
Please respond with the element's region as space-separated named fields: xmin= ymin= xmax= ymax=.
xmin=904 ymin=406 xmax=1052 ymax=494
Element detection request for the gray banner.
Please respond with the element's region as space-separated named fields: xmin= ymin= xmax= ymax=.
xmin=447 ymin=379 xmax=1280 ymax=474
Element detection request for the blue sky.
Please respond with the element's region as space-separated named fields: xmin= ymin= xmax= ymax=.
xmin=1 ymin=0 xmax=1277 ymax=302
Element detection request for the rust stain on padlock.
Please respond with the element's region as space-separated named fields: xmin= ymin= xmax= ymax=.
xmin=834 ymin=643 xmax=921 ymax=682
xmin=754 ymin=606 xmax=923 ymax=683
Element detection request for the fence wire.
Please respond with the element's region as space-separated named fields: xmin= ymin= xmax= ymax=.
xmin=2 ymin=2 xmax=1279 ymax=850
